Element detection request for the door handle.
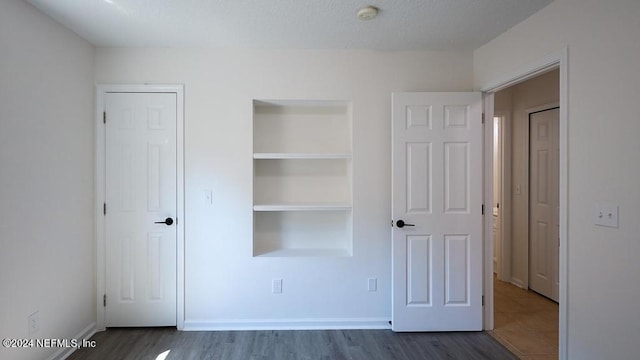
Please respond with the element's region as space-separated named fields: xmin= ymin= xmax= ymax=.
xmin=395 ymin=220 xmax=415 ymax=228
xmin=154 ymin=217 xmax=174 ymax=226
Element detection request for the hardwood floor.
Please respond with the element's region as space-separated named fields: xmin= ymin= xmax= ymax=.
xmin=489 ymin=277 xmax=559 ymax=360
xmin=68 ymin=328 xmax=518 ymax=360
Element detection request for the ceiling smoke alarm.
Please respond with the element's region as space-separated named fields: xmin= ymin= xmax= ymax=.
xmin=357 ymin=6 xmax=379 ymax=21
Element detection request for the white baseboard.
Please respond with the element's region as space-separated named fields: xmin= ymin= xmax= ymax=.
xmin=510 ymin=278 xmax=525 ymax=289
xmin=47 ymin=322 xmax=97 ymax=360
xmin=183 ymin=318 xmax=391 ymax=331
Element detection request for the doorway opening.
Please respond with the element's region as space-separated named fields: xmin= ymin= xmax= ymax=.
xmin=488 ymin=69 xmax=560 ymax=358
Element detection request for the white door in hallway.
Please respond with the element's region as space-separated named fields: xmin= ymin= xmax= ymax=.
xmin=105 ymin=92 xmax=177 ymax=326
xmin=529 ymin=107 xmax=559 ymax=302
xmin=391 ymin=92 xmax=483 ymax=331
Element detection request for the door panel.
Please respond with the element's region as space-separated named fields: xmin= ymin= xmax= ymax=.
xmin=529 ymin=108 xmax=559 ymax=301
xmin=444 ymin=235 xmax=469 ymax=305
xmin=406 ymin=143 xmax=431 ymax=214
xmin=105 ymin=92 xmax=177 ymax=327
xmin=392 ymin=92 xmax=482 ymax=331
xmin=444 ymin=142 xmax=469 ymax=213
xmin=407 ymin=235 xmax=431 ymax=305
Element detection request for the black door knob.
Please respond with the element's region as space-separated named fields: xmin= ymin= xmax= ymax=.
xmin=396 ymin=220 xmax=415 ymax=228
xmin=155 ymin=217 xmax=174 ymax=226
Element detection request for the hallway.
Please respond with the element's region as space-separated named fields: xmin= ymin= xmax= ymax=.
xmin=489 ymin=277 xmax=559 ymax=359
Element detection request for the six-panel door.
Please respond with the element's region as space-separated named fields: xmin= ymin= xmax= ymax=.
xmin=392 ymin=92 xmax=483 ymax=331
xmin=529 ymin=107 xmax=560 ymax=302
xmin=105 ymin=92 xmax=177 ymax=327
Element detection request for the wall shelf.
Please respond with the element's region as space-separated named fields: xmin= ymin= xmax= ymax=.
xmin=255 ymin=248 xmax=352 ymax=258
xmin=253 ymin=153 xmax=352 ymax=160
xmin=253 ymin=204 xmax=352 ymax=212
xmin=253 ymin=99 xmax=353 ymax=257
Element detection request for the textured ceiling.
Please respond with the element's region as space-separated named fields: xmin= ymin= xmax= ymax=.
xmin=26 ymin=0 xmax=553 ymax=50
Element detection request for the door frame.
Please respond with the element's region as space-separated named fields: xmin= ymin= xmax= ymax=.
xmin=480 ymin=47 xmax=568 ymax=360
xmin=95 ymin=84 xmax=185 ymax=331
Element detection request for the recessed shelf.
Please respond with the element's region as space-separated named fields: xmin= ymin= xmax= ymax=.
xmin=253 ymin=153 xmax=352 ymax=160
xmin=253 ymin=99 xmax=353 ymax=257
xmin=253 ymin=100 xmax=351 ymax=154
xmin=253 ymin=159 xmax=350 ymax=205
xmin=253 ymin=203 xmax=352 ymax=211
xmin=253 ymin=210 xmax=353 ymax=257
xmin=254 ymin=99 xmax=349 ymax=108
xmin=255 ymin=248 xmax=352 ymax=257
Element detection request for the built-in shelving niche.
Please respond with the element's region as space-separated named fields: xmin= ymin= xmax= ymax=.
xmin=253 ymin=100 xmax=352 ymax=257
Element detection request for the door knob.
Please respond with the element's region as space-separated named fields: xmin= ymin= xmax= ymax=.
xmin=154 ymin=217 xmax=174 ymax=226
xmin=395 ymin=220 xmax=415 ymax=228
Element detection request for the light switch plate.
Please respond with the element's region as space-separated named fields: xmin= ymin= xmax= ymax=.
xmin=594 ymin=203 xmax=618 ymax=228
xmin=367 ymin=278 xmax=377 ymax=292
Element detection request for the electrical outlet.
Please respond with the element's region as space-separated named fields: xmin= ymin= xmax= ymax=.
xmin=368 ymin=278 xmax=377 ymax=292
xmin=28 ymin=311 xmax=40 ymax=336
xmin=272 ymin=279 xmax=283 ymax=294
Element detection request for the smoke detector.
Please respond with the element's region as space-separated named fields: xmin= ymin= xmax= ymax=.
xmin=357 ymin=6 xmax=379 ymax=21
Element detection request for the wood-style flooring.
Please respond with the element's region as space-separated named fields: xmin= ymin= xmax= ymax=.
xmin=68 ymin=327 xmax=518 ymax=360
xmin=489 ymin=277 xmax=559 ymax=360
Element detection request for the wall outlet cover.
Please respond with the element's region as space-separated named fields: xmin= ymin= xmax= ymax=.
xmin=28 ymin=311 xmax=40 ymax=336
xmin=272 ymin=279 xmax=283 ymax=294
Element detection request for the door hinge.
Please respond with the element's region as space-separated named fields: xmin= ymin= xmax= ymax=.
xmin=481 ymin=204 xmax=484 ymax=215
xmin=103 ymin=294 xmax=106 ymax=307
xmin=482 ymin=113 xmax=485 ymax=124
xmin=482 ymin=295 xmax=485 ymax=306
xmin=391 ymin=220 xmax=394 ymax=227
xmin=103 ymin=203 xmax=106 ymax=215
xmin=103 ymin=111 xmax=106 ymax=124
xmin=497 ymin=202 xmax=500 ymax=209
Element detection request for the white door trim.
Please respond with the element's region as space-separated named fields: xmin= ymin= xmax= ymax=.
xmin=95 ymin=84 xmax=185 ymax=331
xmin=482 ymin=93 xmax=494 ymax=330
xmin=479 ymin=47 xmax=568 ymax=360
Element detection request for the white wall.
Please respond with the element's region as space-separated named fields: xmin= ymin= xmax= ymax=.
xmin=95 ymin=48 xmax=472 ymax=327
xmin=495 ymin=70 xmax=559 ymax=287
xmin=0 ymin=1 xmax=96 ymax=359
xmin=475 ymin=1 xmax=640 ymax=359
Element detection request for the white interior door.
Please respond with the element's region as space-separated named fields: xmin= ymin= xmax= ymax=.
xmin=105 ymin=92 xmax=177 ymax=327
xmin=392 ymin=92 xmax=483 ymax=331
xmin=528 ymin=108 xmax=559 ymax=302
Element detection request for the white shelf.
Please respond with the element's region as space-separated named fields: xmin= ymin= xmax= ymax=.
xmin=255 ymin=248 xmax=352 ymax=257
xmin=253 ymin=203 xmax=352 ymax=211
xmin=253 ymin=153 xmax=352 ymax=160
xmin=254 ymin=99 xmax=349 ymax=108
